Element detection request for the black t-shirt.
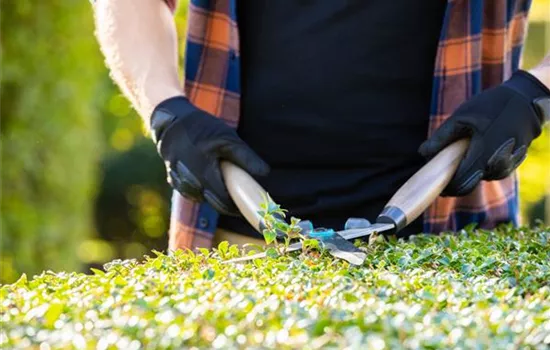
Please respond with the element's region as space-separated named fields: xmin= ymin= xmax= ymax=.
xmin=218 ymin=1 xmax=447 ymax=238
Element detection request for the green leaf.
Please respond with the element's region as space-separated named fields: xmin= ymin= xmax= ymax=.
xmin=313 ymin=319 xmax=332 ymax=336
xmin=228 ymin=244 xmax=240 ymax=257
xmin=274 ymin=221 xmax=289 ymax=233
xmin=90 ymin=268 xmax=105 ymax=276
xmin=265 ymin=248 xmax=279 ymax=259
xmin=343 ymin=293 xmax=359 ymax=303
xmin=152 ymin=249 xmax=163 ymax=257
xmin=290 ymin=217 xmax=301 ymax=226
xmin=114 ymin=275 xmax=127 ymax=287
xmin=197 ymin=248 xmax=210 ymax=257
xmin=398 ymin=256 xmax=411 ymax=267
xmin=44 ymin=303 xmax=64 ymax=328
xmin=267 ymin=201 xmax=280 ymax=213
xmin=263 ymin=229 xmax=277 ymax=245
xmin=14 ymin=273 xmax=27 ymax=287
xmin=243 ymin=243 xmax=264 ymax=252
xmin=461 ymin=263 xmax=474 ymax=275
xmin=153 ymin=258 xmax=163 ymax=270
xmin=202 ymin=269 xmax=215 ymax=280
xmin=217 ymin=241 xmax=229 ymax=255
xmin=253 ymin=258 xmax=263 ymax=268
xmin=303 ymin=239 xmax=320 ymax=251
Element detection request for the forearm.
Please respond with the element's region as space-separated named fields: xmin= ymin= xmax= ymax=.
xmin=528 ymin=52 xmax=550 ymax=123
xmin=92 ymin=0 xmax=182 ymax=122
xmin=528 ymin=52 xmax=550 ymax=91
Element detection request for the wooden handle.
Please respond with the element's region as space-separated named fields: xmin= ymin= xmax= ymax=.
xmin=377 ymin=138 xmax=470 ymax=231
xmin=220 ymin=161 xmax=268 ymax=233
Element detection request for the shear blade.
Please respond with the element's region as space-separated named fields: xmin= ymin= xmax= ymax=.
xmin=221 ymin=223 xmax=394 ymax=264
xmin=320 ymin=234 xmax=367 ymax=266
xmin=221 ymin=241 xmax=303 ymax=264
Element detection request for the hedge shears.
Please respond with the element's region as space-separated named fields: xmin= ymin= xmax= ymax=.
xmin=220 ymin=139 xmax=469 ymax=265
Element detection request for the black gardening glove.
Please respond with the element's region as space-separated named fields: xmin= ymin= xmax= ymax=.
xmin=419 ymin=70 xmax=550 ymax=197
xmin=150 ymin=96 xmax=270 ymax=215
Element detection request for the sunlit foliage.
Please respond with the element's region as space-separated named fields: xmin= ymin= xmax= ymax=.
xmin=2 ymin=225 xmax=549 ymax=349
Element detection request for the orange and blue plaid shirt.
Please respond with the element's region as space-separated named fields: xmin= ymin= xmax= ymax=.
xmin=165 ymin=0 xmax=533 ymax=251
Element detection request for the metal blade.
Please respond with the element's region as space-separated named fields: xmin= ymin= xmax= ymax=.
xmin=325 ymin=247 xmax=366 ymax=266
xmin=337 ymin=223 xmax=394 ymax=241
xmin=321 ymin=235 xmax=367 ymax=265
xmin=221 ymin=241 xmax=303 ymax=264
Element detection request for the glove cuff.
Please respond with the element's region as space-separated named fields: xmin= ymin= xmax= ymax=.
xmin=504 ymin=69 xmax=550 ymax=99
xmin=504 ymin=70 xmax=550 ymax=124
xmin=150 ymin=95 xmax=198 ymax=144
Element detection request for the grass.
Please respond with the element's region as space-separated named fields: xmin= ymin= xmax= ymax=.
xmin=1 ymin=224 xmax=549 ymax=349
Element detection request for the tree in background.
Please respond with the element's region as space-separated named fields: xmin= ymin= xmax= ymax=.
xmin=1 ymin=1 xmax=105 ymax=283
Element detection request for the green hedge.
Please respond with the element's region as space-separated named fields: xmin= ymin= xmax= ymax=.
xmin=2 ymin=226 xmax=549 ymax=349
xmin=0 ymin=1 xmax=104 ymax=283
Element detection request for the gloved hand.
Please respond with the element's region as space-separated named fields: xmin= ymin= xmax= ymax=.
xmin=150 ymin=96 xmax=270 ymax=215
xmin=419 ymin=69 xmax=550 ymax=197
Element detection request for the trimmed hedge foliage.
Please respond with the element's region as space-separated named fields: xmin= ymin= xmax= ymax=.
xmin=2 ymin=225 xmax=549 ymax=349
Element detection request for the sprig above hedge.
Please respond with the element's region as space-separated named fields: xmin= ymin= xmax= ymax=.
xmin=1 ymin=225 xmax=549 ymax=349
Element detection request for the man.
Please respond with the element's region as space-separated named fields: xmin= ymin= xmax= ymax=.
xmin=92 ymin=0 xmax=550 ymax=251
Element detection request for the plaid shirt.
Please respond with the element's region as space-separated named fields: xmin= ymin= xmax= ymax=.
xmin=165 ymin=0 xmax=533 ymax=251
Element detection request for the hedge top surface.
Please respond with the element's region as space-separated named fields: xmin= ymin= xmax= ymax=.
xmin=2 ymin=225 xmax=550 ymax=349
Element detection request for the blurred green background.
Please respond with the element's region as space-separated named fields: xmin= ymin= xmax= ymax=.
xmin=1 ymin=1 xmax=549 ymax=284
